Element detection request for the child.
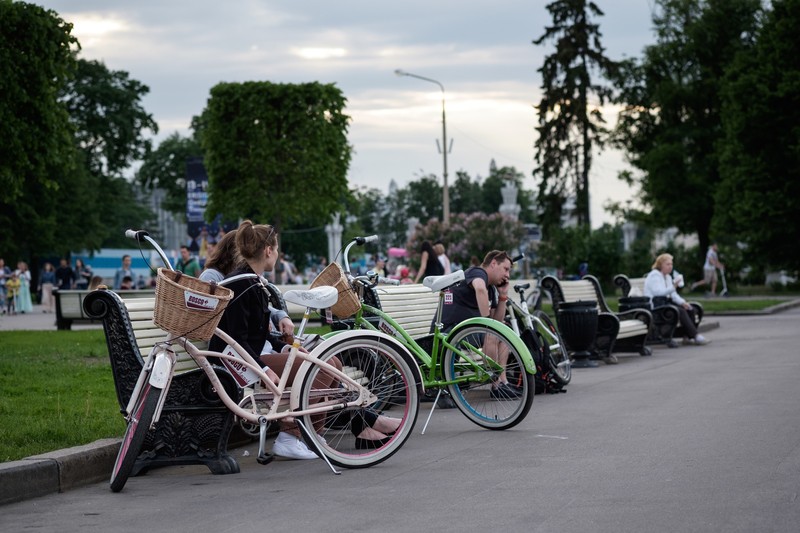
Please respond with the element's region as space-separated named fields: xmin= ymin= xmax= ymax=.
xmin=5 ymin=271 xmax=20 ymax=315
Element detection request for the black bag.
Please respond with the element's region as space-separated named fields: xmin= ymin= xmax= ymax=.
xmin=520 ymin=329 xmax=566 ymax=394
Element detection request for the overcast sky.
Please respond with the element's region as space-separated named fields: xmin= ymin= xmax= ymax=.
xmin=37 ymin=0 xmax=657 ymax=228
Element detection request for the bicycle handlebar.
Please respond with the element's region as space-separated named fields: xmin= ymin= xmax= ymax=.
xmin=342 ymin=235 xmax=379 ymax=275
xmin=126 ymin=228 xmax=173 ymax=271
xmin=511 ymin=253 xmax=524 ymax=264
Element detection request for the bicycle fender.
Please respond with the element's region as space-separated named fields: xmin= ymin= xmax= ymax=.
xmin=289 ymin=329 xmax=424 ymax=409
xmin=448 ymin=318 xmax=537 ymax=374
xmin=149 ymin=350 xmax=174 ymax=389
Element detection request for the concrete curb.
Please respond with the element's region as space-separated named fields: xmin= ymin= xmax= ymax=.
xmin=0 ymin=438 xmax=120 ymax=506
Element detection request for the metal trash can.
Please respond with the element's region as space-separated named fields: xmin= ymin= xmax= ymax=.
xmin=556 ymin=300 xmax=598 ymax=368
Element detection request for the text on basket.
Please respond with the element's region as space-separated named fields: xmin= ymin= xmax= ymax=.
xmin=184 ymin=291 xmax=220 ymax=312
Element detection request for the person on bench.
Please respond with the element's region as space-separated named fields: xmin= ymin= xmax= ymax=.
xmin=644 ymin=253 xmax=710 ymax=346
xmin=209 ymin=220 xmax=401 ymax=459
xmin=436 ymin=250 xmax=519 ymax=399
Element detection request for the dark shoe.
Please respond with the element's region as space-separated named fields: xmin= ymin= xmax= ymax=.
xmin=349 ymin=409 xmax=380 ymax=436
xmin=490 ymin=382 xmax=521 ymax=400
xmin=355 ymin=436 xmax=392 ymax=449
xmin=666 ymin=339 xmax=680 ymax=348
xmin=436 ymin=393 xmax=457 ymax=409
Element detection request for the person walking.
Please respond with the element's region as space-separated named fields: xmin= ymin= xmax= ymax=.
xmin=113 ymin=255 xmax=133 ymax=290
xmin=39 ymin=262 xmax=57 ymax=313
xmin=413 ymin=240 xmax=444 ymax=283
xmin=175 ymin=246 xmax=201 ymax=277
xmin=0 ymin=258 xmax=11 ymax=313
xmin=15 ymin=261 xmax=33 ymax=313
xmin=73 ymin=259 xmax=93 ymax=290
xmin=435 ymin=241 xmax=452 ymax=275
xmin=690 ymin=243 xmax=724 ymax=296
xmin=55 ymin=258 xmax=75 ymax=290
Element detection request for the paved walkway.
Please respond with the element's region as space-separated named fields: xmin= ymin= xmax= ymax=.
xmin=0 ymin=303 xmax=100 ymax=331
xmin=2 ymin=308 xmax=800 ymax=531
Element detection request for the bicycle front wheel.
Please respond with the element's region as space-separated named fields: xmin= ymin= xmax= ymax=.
xmin=443 ymin=324 xmax=534 ymax=430
xmin=298 ymin=334 xmax=420 ymax=468
xmin=110 ymin=382 xmax=161 ymax=492
xmin=534 ymin=310 xmax=571 ymax=385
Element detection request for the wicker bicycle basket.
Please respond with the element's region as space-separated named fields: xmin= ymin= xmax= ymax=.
xmin=309 ymin=262 xmax=360 ymax=318
xmin=153 ymin=268 xmax=234 ymax=341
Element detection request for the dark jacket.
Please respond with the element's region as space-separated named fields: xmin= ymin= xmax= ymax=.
xmin=209 ymin=266 xmax=287 ymax=359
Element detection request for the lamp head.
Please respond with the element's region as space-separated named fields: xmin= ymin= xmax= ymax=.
xmin=394 ymin=69 xmax=407 ymax=77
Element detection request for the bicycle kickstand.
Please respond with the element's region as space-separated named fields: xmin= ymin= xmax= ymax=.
xmin=420 ymin=388 xmax=444 ymax=435
xmin=256 ymin=416 xmax=275 ymax=465
xmin=295 ymin=418 xmax=341 ymax=475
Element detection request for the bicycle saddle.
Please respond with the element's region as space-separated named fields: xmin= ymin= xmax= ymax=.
xmin=423 ymin=270 xmax=465 ymax=292
xmin=283 ymin=286 xmax=339 ymax=309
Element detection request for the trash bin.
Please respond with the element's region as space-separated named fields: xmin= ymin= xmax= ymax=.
xmin=556 ymin=300 xmax=599 ymax=368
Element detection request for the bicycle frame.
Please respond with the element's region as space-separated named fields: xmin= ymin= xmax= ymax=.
xmin=121 ymin=229 xmax=422 ymax=474
xmin=335 ymin=237 xmax=535 ymax=383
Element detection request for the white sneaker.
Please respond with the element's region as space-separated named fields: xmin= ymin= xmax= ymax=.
xmin=694 ymin=335 xmax=710 ymax=345
xmin=272 ymin=432 xmax=318 ymax=460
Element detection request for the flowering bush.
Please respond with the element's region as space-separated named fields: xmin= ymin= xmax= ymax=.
xmin=406 ymin=213 xmax=526 ymax=268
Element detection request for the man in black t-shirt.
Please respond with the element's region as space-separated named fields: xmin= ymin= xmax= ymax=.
xmin=438 ymin=250 xmax=518 ymax=399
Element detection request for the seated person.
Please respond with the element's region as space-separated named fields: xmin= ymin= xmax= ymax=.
xmin=644 ymin=253 xmax=710 ymax=346
xmin=201 ymin=229 xmax=294 ymax=340
xmin=436 ymin=250 xmax=518 ymax=399
xmin=209 ymin=220 xmax=400 ymax=459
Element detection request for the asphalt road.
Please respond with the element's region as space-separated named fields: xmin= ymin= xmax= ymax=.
xmin=2 ymin=309 xmax=800 ymax=532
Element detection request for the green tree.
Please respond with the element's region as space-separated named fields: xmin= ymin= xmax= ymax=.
xmin=533 ymin=0 xmax=618 ymax=232
xmin=405 ymin=174 xmax=443 ymax=222
xmin=449 ymin=171 xmax=484 ymax=216
xmin=714 ymin=0 xmax=800 ymax=271
xmin=136 ymin=132 xmax=203 ymax=218
xmin=611 ymin=0 xmax=761 ymax=260
xmin=62 ymin=59 xmax=158 ymax=177
xmin=202 ymin=81 xmax=352 ymax=230
xmin=60 ymin=58 xmax=158 ymax=249
xmin=0 ymin=1 xmax=76 ymax=203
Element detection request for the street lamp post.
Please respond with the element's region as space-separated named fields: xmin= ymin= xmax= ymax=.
xmin=395 ymin=69 xmax=450 ymax=224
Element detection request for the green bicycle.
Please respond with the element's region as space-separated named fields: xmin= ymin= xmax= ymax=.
xmin=322 ymin=236 xmax=536 ymax=431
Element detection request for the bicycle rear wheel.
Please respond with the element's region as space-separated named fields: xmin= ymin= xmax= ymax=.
xmin=533 ymin=310 xmax=571 ymax=385
xmin=110 ymin=382 xmax=161 ymax=492
xmin=298 ymin=334 xmax=420 ymax=468
xmin=442 ymin=324 xmax=534 ymax=430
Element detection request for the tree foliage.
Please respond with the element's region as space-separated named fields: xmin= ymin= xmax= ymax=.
xmin=0 ymin=1 xmax=77 ymax=204
xmin=0 ymin=5 xmax=157 ymax=264
xmin=136 ymin=132 xmax=203 ymax=218
xmin=62 ymin=59 xmax=158 ymax=177
xmin=611 ymin=0 xmax=761 ymax=261
xmin=533 ymin=0 xmax=618 ymax=232
xmin=202 ymin=81 xmax=352 ymax=230
xmin=714 ymin=0 xmax=800 ymax=271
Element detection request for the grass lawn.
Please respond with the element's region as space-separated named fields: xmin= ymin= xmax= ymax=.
xmin=0 ymin=329 xmax=121 ymax=462
xmin=0 ymin=324 xmax=333 ymax=463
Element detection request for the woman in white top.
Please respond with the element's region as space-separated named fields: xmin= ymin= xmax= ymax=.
xmin=644 ymin=253 xmax=709 ymax=345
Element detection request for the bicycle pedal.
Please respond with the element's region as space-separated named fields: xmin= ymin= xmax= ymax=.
xmin=257 ymin=451 xmax=275 ymax=465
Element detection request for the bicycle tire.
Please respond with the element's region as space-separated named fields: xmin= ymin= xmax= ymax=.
xmin=533 ymin=310 xmax=571 ymax=385
xmin=442 ymin=324 xmax=534 ymax=430
xmin=298 ymin=334 xmax=420 ymax=468
xmin=110 ymin=382 xmax=161 ymax=492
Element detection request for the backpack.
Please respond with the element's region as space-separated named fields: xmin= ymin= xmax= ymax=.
xmin=520 ymin=329 xmax=567 ymax=394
